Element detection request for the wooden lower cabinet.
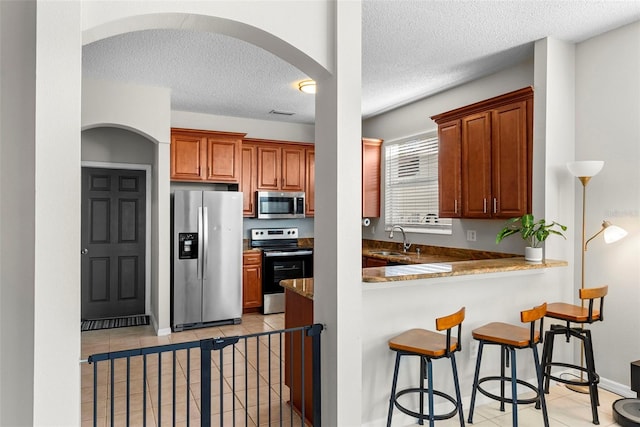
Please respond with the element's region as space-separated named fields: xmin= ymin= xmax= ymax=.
xmin=242 ymin=252 xmax=262 ymax=312
xmin=284 ymin=289 xmax=314 ymax=425
xmin=362 ymin=256 xmax=388 ymax=268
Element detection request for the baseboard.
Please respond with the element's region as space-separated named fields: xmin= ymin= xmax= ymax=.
xmin=600 ymin=377 xmax=635 ymax=398
xmin=148 ymin=313 xmax=172 ymax=336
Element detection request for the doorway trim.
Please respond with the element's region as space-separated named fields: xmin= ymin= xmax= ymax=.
xmin=81 ymin=160 xmax=152 ymax=316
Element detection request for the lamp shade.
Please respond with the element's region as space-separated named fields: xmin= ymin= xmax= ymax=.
xmin=567 ymin=161 xmax=604 ymax=178
xmin=603 ymin=221 xmax=628 ymax=244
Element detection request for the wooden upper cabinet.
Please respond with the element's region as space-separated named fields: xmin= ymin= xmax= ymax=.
xmin=241 ymin=144 xmax=257 ymax=217
xmin=431 ymin=87 xmax=533 ymax=219
xmin=256 ymin=145 xmax=280 ymax=190
xmin=281 ymin=146 xmax=306 ymax=192
xmin=242 ymin=138 xmax=313 ymax=216
xmin=171 ymin=128 xmax=245 ymax=183
xmin=491 ymin=100 xmax=529 ymax=218
xmin=171 ymin=132 xmax=206 ymax=181
xmin=437 ymin=120 xmax=462 ymax=218
xmin=362 ymin=138 xmax=382 ymax=218
xmin=252 ymin=140 xmax=306 ymax=192
xmin=462 ymin=111 xmax=493 ymax=218
xmin=305 ymin=148 xmax=315 ymax=216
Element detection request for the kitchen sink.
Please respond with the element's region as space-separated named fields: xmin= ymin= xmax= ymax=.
xmin=370 ymin=251 xmax=407 ymax=257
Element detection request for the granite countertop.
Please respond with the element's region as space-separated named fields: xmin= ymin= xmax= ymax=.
xmin=280 ymin=278 xmax=314 ymax=299
xmin=362 ymin=257 xmax=568 ymax=283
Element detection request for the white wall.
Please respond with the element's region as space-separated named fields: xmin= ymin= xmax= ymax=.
xmin=575 ymin=21 xmax=640 ymax=388
xmin=33 ymin=1 xmax=82 ymax=424
xmin=362 ymin=59 xmax=535 ymax=255
xmin=82 ymin=127 xmax=155 ymax=163
xmin=17 ymin=1 xmax=344 ymax=425
xmin=313 ymin=2 xmax=364 ymax=424
xmin=82 ymin=78 xmax=172 ymax=334
xmin=0 ymin=1 xmax=36 ymax=424
xmin=361 ymin=267 xmax=569 ymax=426
xmin=172 ymin=110 xmax=315 ymax=143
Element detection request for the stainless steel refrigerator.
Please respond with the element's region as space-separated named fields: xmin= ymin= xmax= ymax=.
xmin=172 ymin=190 xmax=242 ymax=331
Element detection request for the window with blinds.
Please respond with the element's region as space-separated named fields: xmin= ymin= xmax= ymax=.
xmin=384 ymin=132 xmax=452 ymax=234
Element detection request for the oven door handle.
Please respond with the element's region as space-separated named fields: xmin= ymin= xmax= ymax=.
xmin=273 ymin=265 xmax=300 ymax=271
xmin=264 ymin=250 xmax=313 ymax=257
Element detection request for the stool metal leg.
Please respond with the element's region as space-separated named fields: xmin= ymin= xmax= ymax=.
xmin=541 ymin=329 xmax=555 ymax=393
xmin=387 ymin=352 xmax=402 ymax=427
xmin=510 ymin=348 xmax=518 ymax=427
xmin=419 ymin=357 xmax=425 ymax=426
xmin=450 ymin=354 xmax=466 ymax=427
xmin=427 ymin=357 xmax=435 ymax=427
xmin=501 ymin=345 xmax=507 ymax=412
xmin=468 ymin=340 xmax=484 ymax=424
xmin=583 ymin=330 xmax=600 ymax=425
xmin=532 ymin=344 xmax=550 ymax=427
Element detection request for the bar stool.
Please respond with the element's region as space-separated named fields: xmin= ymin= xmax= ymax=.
xmin=541 ymin=285 xmax=608 ymax=425
xmin=468 ymin=303 xmax=549 ymax=427
xmin=386 ymin=307 xmax=466 ymax=427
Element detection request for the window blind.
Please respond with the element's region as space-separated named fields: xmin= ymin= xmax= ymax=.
xmin=384 ymin=133 xmax=452 ymax=234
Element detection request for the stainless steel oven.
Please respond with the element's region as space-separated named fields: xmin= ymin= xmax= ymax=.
xmin=250 ymin=228 xmax=313 ymax=314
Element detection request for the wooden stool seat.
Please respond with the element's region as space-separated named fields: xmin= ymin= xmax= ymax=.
xmin=389 ymin=328 xmax=459 ymax=358
xmin=468 ymin=303 xmax=549 ymax=427
xmin=471 ymin=322 xmax=541 ymax=348
xmin=546 ymin=302 xmax=601 ymax=323
xmin=542 ymin=285 xmax=608 ymax=425
xmin=387 ymin=307 xmax=466 ymax=427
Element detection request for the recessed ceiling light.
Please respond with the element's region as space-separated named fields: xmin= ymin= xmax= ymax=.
xmin=298 ymin=79 xmax=316 ymax=94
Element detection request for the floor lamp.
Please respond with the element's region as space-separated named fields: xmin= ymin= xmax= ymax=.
xmin=566 ymin=161 xmax=628 ymax=393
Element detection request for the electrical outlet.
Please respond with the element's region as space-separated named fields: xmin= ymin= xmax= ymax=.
xmin=469 ymin=340 xmax=479 ymax=360
xmin=467 ymin=230 xmax=477 ymax=242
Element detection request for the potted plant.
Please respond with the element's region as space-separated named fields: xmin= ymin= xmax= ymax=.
xmin=496 ymin=213 xmax=567 ymax=262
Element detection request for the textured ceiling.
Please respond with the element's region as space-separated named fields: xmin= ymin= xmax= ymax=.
xmin=82 ymin=1 xmax=640 ymax=125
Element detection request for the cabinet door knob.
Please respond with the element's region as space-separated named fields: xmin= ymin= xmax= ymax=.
xmin=483 ymin=198 xmax=487 ymax=213
xmin=81 ymin=248 xmax=89 ymax=255
xmin=493 ymin=198 xmax=497 ymax=213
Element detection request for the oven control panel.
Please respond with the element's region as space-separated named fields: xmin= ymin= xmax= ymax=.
xmin=251 ymin=227 xmax=298 ymax=241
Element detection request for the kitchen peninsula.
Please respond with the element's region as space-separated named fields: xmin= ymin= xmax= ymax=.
xmin=282 ymin=244 xmax=568 ymax=426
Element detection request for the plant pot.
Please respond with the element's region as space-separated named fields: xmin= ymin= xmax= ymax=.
xmin=525 ymin=246 xmax=543 ymax=263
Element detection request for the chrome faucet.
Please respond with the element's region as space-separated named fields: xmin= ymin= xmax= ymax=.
xmin=389 ymin=225 xmax=411 ymax=252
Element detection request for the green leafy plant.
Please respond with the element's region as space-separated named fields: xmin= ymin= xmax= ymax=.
xmin=496 ymin=214 xmax=567 ymax=248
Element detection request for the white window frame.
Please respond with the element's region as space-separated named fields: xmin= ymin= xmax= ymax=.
xmin=384 ymin=131 xmax=452 ymax=235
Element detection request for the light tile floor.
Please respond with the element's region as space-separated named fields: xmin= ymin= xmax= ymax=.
xmin=82 ymin=313 xmax=623 ymax=426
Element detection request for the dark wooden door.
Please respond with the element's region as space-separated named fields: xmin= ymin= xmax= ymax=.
xmin=81 ymin=167 xmax=146 ymax=319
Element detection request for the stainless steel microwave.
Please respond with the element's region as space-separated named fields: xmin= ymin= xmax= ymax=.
xmin=256 ymin=191 xmax=306 ymax=219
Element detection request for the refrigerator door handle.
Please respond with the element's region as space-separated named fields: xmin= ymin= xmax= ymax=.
xmin=203 ymin=206 xmax=209 ymax=279
xmin=197 ymin=206 xmax=203 ymax=280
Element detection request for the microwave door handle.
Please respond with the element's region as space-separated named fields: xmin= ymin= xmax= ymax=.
xmin=197 ymin=207 xmax=203 ymax=280
xmin=202 ymin=207 xmax=209 ymax=280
